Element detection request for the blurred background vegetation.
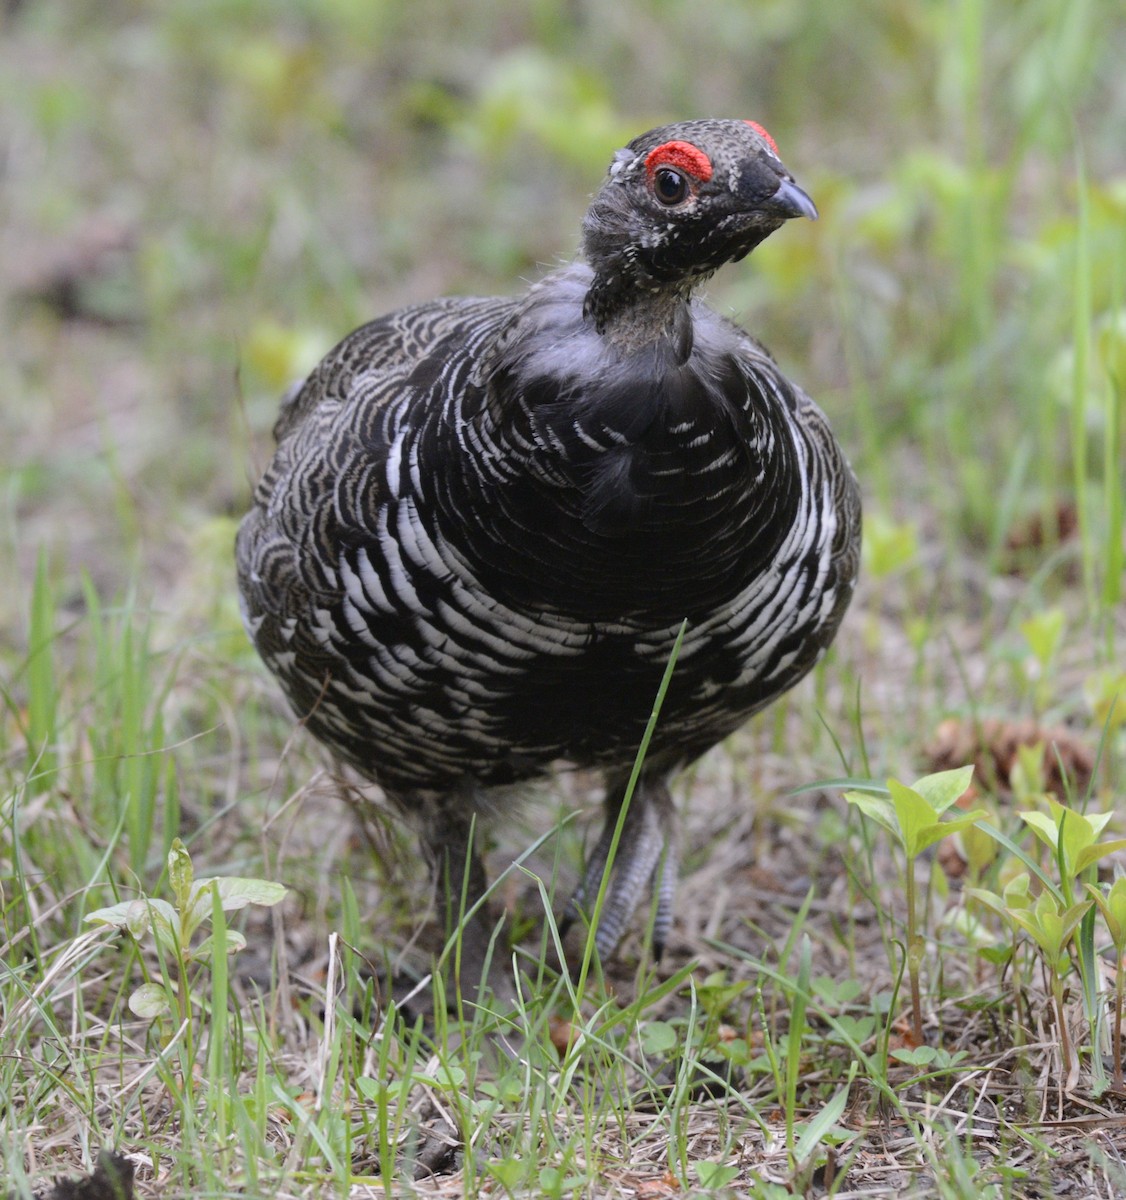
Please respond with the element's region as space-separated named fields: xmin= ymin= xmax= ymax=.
xmin=2 ymin=0 xmax=1123 ymax=614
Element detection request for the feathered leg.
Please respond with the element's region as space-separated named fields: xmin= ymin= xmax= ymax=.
xmin=563 ymin=774 xmax=678 ymax=960
xmin=421 ymin=799 xmax=512 ymax=1003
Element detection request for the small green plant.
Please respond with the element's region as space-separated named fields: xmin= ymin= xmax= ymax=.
xmin=970 ymin=873 xmax=1090 ymax=1085
xmin=86 ymin=838 xmax=286 ymax=1066
xmin=1086 ymin=876 xmax=1126 ymax=1089
xmin=969 ymin=800 xmax=1126 ymax=1087
xmin=1018 ymin=607 xmax=1066 ymax=713
xmin=693 ymin=1159 xmax=739 ymax=1190
xmin=1019 ymin=796 xmax=1126 ymax=897
xmin=862 ymin=512 xmax=920 ymax=579
xmin=844 ymin=766 xmax=982 ymax=1043
xmin=1084 ymin=669 xmax=1125 ymax=734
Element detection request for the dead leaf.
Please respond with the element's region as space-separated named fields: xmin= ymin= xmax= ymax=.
xmin=1003 ymin=501 xmax=1079 ymax=577
xmin=635 ymin=1172 xmax=680 ymax=1197
xmin=926 ymin=717 xmax=1093 ymax=802
xmin=548 ymin=1014 xmax=580 ymax=1058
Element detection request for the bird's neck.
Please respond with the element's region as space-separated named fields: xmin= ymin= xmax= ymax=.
xmin=583 ymin=270 xmax=697 ymax=362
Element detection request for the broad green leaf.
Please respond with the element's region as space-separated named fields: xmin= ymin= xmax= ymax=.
xmin=862 ymin=513 xmax=919 ymax=578
xmin=88 ymin=897 xmax=179 ymax=954
xmin=129 ymin=982 xmax=172 ymax=1019
xmin=143 ymin=900 xmax=181 ymax=957
xmin=1002 ymin=872 xmax=1034 ymax=909
xmin=715 ymin=1037 xmax=753 ymax=1065
xmin=1010 ymin=744 xmax=1046 ymax=802
xmin=1087 ymin=878 xmax=1126 ymax=943
xmin=696 ymin=972 xmax=750 ymax=1018
xmin=973 ymin=821 xmax=1064 ymax=901
xmin=487 ymin=1159 xmax=527 ymax=1191
xmin=1020 ymin=801 xmax=1115 ymax=880
xmin=1085 ymin=668 xmax=1126 ymax=732
xmin=1057 ymin=900 xmax=1094 ymax=941
xmin=432 ymin=1063 xmax=467 ymax=1090
xmin=943 ymin=905 xmax=1001 ymax=949
xmin=694 ymin=1161 xmax=739 ymax=1189
xmin=965 ymin=887 xmax=1008 ymax=919
xmin=639 ymin=1020 xmax=678 ymax=1056
xmin=85 ymin=900 xmax=145 ymax=930
xmin=194 ymin=929 xmax=247 ymax=960
xmin=909 ymin=811 xmax=989 ymax=858
xmin=1020 ymin=809 xmax=1068 ymax=852
xmin=1075 ymin=840 xmax=1126 ymax=874
xmin=910 ymin=766 xmax=975 ymax=815
xmin=1009 ymin=894 xmax=1092 ymax=967
xmin=887 ymin=778 xmax=936 ymax=856
xmin=194 ymin=876 xmax=288 ymax=910
xmin=1019 ymin=607 xmax=1065 ymax=668
xmin=185 ymin=876 xmax=288 ymax=936
xmin=843 ymin=790 xmax=900 ymax=840
xmin=1056 ymin=805 xmax=1096 ymax=868
xmin=1006 ymin=908 xmax=1048 ymax=950
xmin=886 ymin=777 xmax=986 ymax=857
xmin=243 ymin=318 xmax=329 ymax=391
xmin=539 ymin=1167 xmax=563 ymax=1194
xmin=1105 ymin=876 xmax=1126 ymax=923
xmin=1086 ymin=811 xmax=1115 ymax=839
xmin=892 ymin=1045 xmax=937 ymax=1065
xmin=960 ymin=817 xmax=1000 ymax=874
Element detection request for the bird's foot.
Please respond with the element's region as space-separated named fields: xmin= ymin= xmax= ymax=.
xmin=562 ymin=776 xmax=677 ymax=962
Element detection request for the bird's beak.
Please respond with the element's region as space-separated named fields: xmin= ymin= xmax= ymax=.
xmin=766 ymin=177 xmax=819 ymax=221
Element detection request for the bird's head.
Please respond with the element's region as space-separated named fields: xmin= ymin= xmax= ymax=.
xmin=581 ymin=119 xmax=816 ymax=333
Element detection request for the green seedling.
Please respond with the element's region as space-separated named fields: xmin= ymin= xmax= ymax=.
xmin=1084 ymin=669 xmax=1125 ymax=734
xmin=693 ymin=1160 xmax=740 ymax=1191
xmin=844 ymin=766 xmax=983 ymax=1044
xmin=972 ymin=800 xmax=1126 ymax=1088
xmin=86 ymin=838 xmax=286 ymax=1065
xmin=862 ymin=512 xmax=920 ymax=579
xmin=1009 ymin=743 xmax=1048 ymax=806
xmin=970 ymin=874 xmax=1091 ymax=1086
xmin=1085 ymin=877 xmax=1126 ymax=1088
xmin=1018 ymin=607 xmax=1065 ymax=712
xmin=1019 ymin=796 xmax=1126 ymax=902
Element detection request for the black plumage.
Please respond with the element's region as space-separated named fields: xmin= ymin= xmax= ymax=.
xmin=237 ymin=119 xmax=862 ymax=995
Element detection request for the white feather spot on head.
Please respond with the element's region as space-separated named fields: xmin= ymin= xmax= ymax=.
xmin=608 ymin=148 xmax=635 ymax=179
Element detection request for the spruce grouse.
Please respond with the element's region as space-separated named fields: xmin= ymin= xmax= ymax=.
xmin=237 ymin=118 xmax=862 ymax=996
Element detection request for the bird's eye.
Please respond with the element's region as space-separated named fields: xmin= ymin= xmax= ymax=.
xmin=653 ymin=168 xmax=690 ymax=206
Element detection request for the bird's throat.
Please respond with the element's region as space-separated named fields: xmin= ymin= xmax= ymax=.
xmin=584 ymin=275 xmax=695 ymax=363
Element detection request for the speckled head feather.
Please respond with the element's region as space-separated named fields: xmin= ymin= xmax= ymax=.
xmin=582 ymin=118 xmax=816 ymax=333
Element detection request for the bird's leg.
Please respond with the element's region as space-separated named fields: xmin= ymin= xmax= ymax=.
xmin=424 ymin=802 xmax=512 ymax=1004
xmin=563 ymin=774 xmax=677 ymax=961
xmin=652 ymin=819 xmax=680 ymax=958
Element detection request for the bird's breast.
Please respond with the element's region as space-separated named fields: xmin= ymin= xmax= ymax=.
xmin=429 ymin=344 xmax=802 ymax=625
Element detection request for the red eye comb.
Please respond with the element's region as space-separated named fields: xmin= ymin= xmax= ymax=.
xmin=645 ymin=140 xmax=714 ymax=183
xmin=744 ymin=120 xmax=779 ymax=158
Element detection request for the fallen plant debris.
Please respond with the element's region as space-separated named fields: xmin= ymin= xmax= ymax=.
xmin=1003 ymin=500 xmax=1079 ymax=575
xmin=925 ymin=715 xmax=1094 ymax=802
